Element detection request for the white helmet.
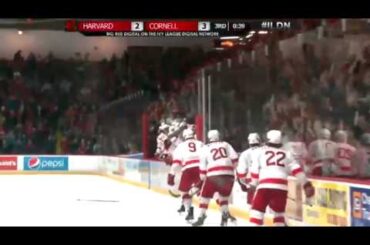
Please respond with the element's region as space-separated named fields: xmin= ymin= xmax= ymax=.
xmin=169 ymin=126 xmax=176 ymax=134
xmin=335 ymin=130 xmax=347 ymax=143
xmin=319 ymin=128 xmax=331 ymax=140
xmin=208 ymin=130 xmax=220 ymax=142
xmin=159 ymin=123 xmax=169 ymax=132
xmin=266 ymin=130 xmax=282 ymax=144
xmin=183 ymin=128 xmax=195 ymax=140
xmin=248 ymin=133 xmax=261 ymax=145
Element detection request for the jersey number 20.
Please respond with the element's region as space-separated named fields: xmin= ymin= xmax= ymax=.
xmin=211 ymin=147 xmax=227 ymax=160
xmin=265 ymin=151 xmax=286 ymax=167
xmin=337 ymin=148 xmax=352 ymax=160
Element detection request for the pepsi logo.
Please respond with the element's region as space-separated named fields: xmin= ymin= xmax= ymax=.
xmin=28 ymin=157 xmax=40 ymax=169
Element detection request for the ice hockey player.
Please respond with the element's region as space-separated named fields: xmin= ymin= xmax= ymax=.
xmin=333 ymin=130 xmax=356 ymax=177
xmin=192 ymin=129 xmax=239 ymax=227
xmin=248 ymin=130 xmax=315 ymax=226
xmin=352 ymin=133 xmax=370 ymax=179
xmin=283 ymin=130 xmax=309 ymax=172
xmin=167 ymin=128 xmax=204 ymax=221
xmin=307 ymin=128 xmax=336 ymax=176
xmin=155 ymin=123 xmax=170 ymax=161
xmin=161 ymin=125 xmax=183 ymax=166
xmin=236 ymin=133 xmax=263 ymax=211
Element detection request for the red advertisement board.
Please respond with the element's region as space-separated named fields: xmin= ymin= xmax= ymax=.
xmin=0 ymin=156 xmax=17 ymax=170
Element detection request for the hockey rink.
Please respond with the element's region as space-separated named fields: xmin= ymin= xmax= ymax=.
xmin=0 ymin=174 xmax=251 ymax=226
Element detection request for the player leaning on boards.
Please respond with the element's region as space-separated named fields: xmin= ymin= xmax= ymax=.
xmin=352 ymin=133 xmax=370 ymax=179
xmin=167 ymin=128 xmax=204 ymax=221
xmin=155 ymin=123 xmax=171 ymax=162
xmin=333 ymin=130 xmax=356 ymax=177
xmin=248 ymin=130 xmax=315 ymax=226
xmin=236 ymin=133 xmax=263 ymax=211
xmin=192 ymin=130 xmax=239 ymax=227
xmin=282 ymin=130 xmax=308 ymax=172
xmin=307 ymin=128 xmax=336 ymax=176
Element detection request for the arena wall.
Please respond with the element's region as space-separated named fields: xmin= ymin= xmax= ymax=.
xmin=0 ymin=154 xmax=368 ymax=226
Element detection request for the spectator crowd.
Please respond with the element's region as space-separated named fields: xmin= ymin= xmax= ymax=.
xmin=0 ymin=20 xmax=369 ymax=162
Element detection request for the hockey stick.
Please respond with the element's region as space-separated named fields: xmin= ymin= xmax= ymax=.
xmin=77 ymin=199 xmax=120 ymax=203
xmin=168 ymin=189 xmax=181 ymax=198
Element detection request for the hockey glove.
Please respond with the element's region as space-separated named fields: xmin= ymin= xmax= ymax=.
xmin=303 ymin=181 xmax=315 ymax=198
xmin=237 ymin=178 xmax=249 ymax=192
xmin=167 ymin=174 xmax=175 ymax=186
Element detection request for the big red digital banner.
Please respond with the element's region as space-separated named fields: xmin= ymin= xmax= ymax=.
xmin=0 ymin=156 xmax=17 ymax=170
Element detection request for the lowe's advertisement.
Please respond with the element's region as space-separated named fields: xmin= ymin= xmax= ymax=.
xmin=303 ymin=180 xmax=349 ymax=226
xmin=24 ymin=156 xmax=69 ymax=171
xmin=351 ymin=186 xmax=370 ymax=226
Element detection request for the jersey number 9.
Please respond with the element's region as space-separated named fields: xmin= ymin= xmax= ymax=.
xmin=188 ymin=142 xmax=196 ymax=152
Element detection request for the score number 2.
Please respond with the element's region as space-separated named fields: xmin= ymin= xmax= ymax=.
xmin=131 ymin=21 xmax=144 ymax=31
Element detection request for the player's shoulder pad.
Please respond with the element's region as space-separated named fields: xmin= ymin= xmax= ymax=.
xmin=224 ymin=141 xmax=234 ymax=148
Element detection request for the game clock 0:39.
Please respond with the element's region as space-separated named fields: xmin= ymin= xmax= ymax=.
xmin=232 ymin=22 xmax=245 ymax=30
xmin=229 ymin=22 xmax=250 ymax=35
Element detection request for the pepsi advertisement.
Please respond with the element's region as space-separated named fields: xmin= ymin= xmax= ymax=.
xmin=24 ymin=156 xmax=69 ymax=171
xmin=350 ymin=186 xmax=370 ymax=226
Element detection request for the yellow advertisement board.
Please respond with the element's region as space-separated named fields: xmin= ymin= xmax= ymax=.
xmin=303 ymin=180 xmax=349 ymax=226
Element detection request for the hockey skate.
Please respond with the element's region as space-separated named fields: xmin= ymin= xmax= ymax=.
xmin=185 ymin=207 xmax=194 ymax=221
xmin=192 ymin=214 xmax=206 ymax=226
xmin=177 ymin=204 xmax=185 ymax=214
xmin=221 ymin=212 xmax=237 ymax=226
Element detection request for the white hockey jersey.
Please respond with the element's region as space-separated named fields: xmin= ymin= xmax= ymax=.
xmin=199 ymin=141 xmax=238 ymax=177
xmin=352 ymin=146 xmax=370 ymax=178
xmin=169 ymin=136 xmax=183 ymax=154
xmin=283 ymin=141 xmax=308 ymax=167
xmin=308 ymin=139 xmax=336 ymax=166
xmin=250 ymin=146 xmax=307 ymax=191
xmin=171 ymin=139 xmax=204 ymax=174
xmin=236 ymin=146 xmax=261 ymax=181
xmin=334 ymin=143 xmax=356 ymax=176
xmin=156 ymin=132 xmax=168 ymax=155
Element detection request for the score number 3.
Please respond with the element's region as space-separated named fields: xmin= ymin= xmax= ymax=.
xmin=198 ymin=21 xmax=210 ymax=31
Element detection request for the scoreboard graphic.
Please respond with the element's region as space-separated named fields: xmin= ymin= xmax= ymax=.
xmin=65 ymin=20 xmax=297 ymax=37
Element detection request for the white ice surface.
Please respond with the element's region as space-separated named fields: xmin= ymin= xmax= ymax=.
xmin=0 ymin=174 xmax=252 ymax=226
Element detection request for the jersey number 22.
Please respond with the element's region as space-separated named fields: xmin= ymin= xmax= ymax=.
xmin=265 ymin=151 xmax=286 ymax=167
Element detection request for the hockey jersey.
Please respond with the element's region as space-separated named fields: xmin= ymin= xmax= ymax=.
xmin=236 ymin=146 xmax=261 ymax=181
xmin=352 ymin=146 xmax=370 ymax=178
xmin=156 ymin=132 xmax=169 ymax=156
xmin=199 ymin=141 xmax=238 ymax=178
xmin=250 ymin=146 xmax=307 ymax=191
xmin=334 ymin=142 xmax=356 ymax=176
xmin=283 ymin=141 xmax=308 ymax=168
xmin=308 ymin=139 xmax=336 ymax=167
xmin=171 ymin=139 xmax=204 ymax=174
